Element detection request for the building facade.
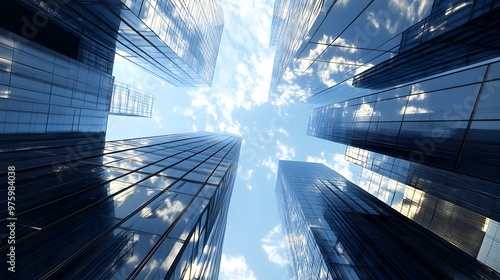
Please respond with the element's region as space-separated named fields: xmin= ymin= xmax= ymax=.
xmin=308 ymin=60 xmax=500 ymax=184
xmin=0 ymin=132 xmax=241 ymax=279
xmin=0 ymin=0 xmax=223 ymax=142
xmin=269 ymin=0 xmax=500 ymax=104
xmin=344 ymin=146 xmax=500 ymax=271
xmin=0 ymin=0 xmax=120 ymax=136
xmin=353 ymin=0 xmax=500 ymax=90
xmin=276 ymin=160 xmax=500 ymax=279
xmin=307 ymin=58 xmax=500 ymax=271
xmin=269 ymin=0 xmax=433 ymax=104
xmin=110 ymin=82 xmax=154 ymax=118
xmin=117 ymin=0 xmax=224 ymax=86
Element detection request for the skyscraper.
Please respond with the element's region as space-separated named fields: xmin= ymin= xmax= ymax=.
xmin=352 ymin=0 xmax=500 ymax=90
xmin=269 ymin=0 xmax=500 ymax=104
xmin=269 ymin=0 xmax=433 ymax=104
xmin=308 ymin=60 xmax=500 ymax=183
xmin=299 ymin=3 xmax=500 ymax=266
xmin=0 ymin=0 xmax=121 ymax=136
xmin=276 ymin=160 xmax=500 ymax=279
xmin=0 ymin=0 xmax=224 ymax=140
xmin=116 ymin=0 xmax=225 ymax=86
xmin=0 ymin=132 xmax=241 ymax=279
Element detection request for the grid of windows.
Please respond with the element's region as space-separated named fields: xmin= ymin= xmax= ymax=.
xmin=353 ymin=0 xmax=500 ymax=89
xmin=117 ymin=0 xmax=224 ymax=86
xmin=308 ymin=60 xmax=500 ymax=183
xmin=345 ymin=146 xmax=500 ymax=271
xmin=0 ymin=132 xmax=241 ymax=279
xmin=269 ymin=0 xmax=432 ymax=104
xmin=276 ymin=161 xmax=500 ymax=279
xmin=0 ymin=1 xmax=118 ymax=135
xmin=110 ymin=82 xmax=154 ymax=117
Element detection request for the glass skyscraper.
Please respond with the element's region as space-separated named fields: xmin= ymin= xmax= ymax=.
xmin=353 ymin=0 xmax=500 ymax=90
xmin=308 ymin=60 xmax=500 ymax=183
xmin=269 ymin=0 xmax=500 ymax=104
xmin=286 ymin=2 xmax=500 ymax=273
xmin=0 ymin=132 xmax=241 ymax=279
xmin=344 ymin=146 xmax=500 ymax=270
xmin=0 ymin=0 xmax=223 ymax=141
xmin=276 ymin=160 xmax=500 ymax=279
xmin=0 ymin=0 xmax=120 ymax=136
xmin=307 ymin=51 xmax=500 ymax=272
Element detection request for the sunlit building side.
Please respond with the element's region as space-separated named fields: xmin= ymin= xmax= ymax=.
xmin=110 ymin=82 xmax=154 ymax=118
xmin=0 ymin=0 xmax=223 ymax=142
xmin=344 ymin=146 xmax=500 ymax=271
xmin=0 ymin=132 xmax=241 ymax=279
xmin=276 ymin=160 xmax=500 ymax=279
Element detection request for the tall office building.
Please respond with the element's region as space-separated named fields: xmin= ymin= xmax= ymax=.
xmin=308 ymin=60 xmax=500 ymax=183
xmin=276 ymin=160 xmax=500 ymax=279
xmin=0 ymin=0 xmax=121 ymax=136
xmin=270 ymin=0 xmax=500 ymax=104
xmin=0 ymin=0 xmax=223 ymax=140
xmin=0 ymin=132 xmax=241 ymax=279
xmin=117 ymin=0 xmax=224 ymax=86
xmin=307 ymin=58 xmax=500 ymax=271
xmin=344 ymin=146 xmax=500 ymax=271
xmin=353 ymin=0 xmax=500 ymax=90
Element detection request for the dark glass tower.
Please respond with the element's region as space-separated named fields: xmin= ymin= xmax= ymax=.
xmin=110 ymin=82 xmax=155 ymax=118
xmin=0 ymin=0 xmax=224 ymax=141
xmin=0 ymin=132 xmax=241 ymax=279
xmin=276 ymin=160 xmax=500 ymax=279
xmin=0 ymin=0 xmax=121 ymax=136
xmin=269 ymin=0 xmax=500 ymax=104
xmin=352 ymin=0 xmax=500 ymax=90
xmin=268 ymin=0 xmax=433 ymax=104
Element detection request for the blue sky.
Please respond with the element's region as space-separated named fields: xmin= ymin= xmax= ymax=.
xmin=106 ymin=0 xmax=354 ymax=278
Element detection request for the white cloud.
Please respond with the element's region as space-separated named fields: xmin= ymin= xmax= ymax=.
xmin=172 ymin=106 xmax=196 ymax=120
xmin=152 ymin=116 xmax=162 ymax=128
xmin=275 ymin=140 xmax=295 ymax=160
xmin=166 ymin=0 xmax=275 ymax=138
xmin=402 ymin=106 xmax=431 ymax=115
xmin=261 ymin=225 xmax=289 ymax=266
xmin=278 ymin=128 xmax=289 ymax=137
xmin=205 ymin=123 xmax=215 ymax=132
xmin=367 ymin=11 xmax=380 ymax=29
xmin=260 ymin=156 xmax=278 ymax=180
xmin=246 ymin=183 xmax=253 ymax=191
xmin=219 ymin=254 xmax=257 ymax=280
